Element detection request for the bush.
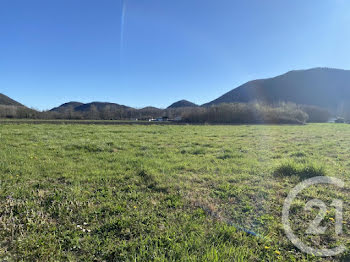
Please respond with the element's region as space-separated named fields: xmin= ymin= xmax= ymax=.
xmin=182 ymin=102 xmax=308 ymax=124
xmin=300 ymin=105 xmax=331 ymax=123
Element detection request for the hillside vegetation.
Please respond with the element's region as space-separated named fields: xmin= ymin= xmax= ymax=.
xmin=183 ymin=102 xmax=309 ymax=124
xmin=167 ymin=100 xmax=198 ymax=109
xmin=0 ymin=94 xmax=23 ymax=106
xmin=0 ymin=99 xmax=332 ymax=124
xmin=205 ymin=68 xmax=350 ymax=112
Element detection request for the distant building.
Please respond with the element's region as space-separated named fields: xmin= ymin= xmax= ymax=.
xmin=335 ymin=117 xmax=345 ymax=123
xmin=149 ymin=116 xmax=169 ymax=122
xmin=328 ymin=117 xmax=337 ymax=123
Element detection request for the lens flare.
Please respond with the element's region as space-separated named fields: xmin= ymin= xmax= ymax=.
xmin=120 ymin=0 xmax=127 ymax=61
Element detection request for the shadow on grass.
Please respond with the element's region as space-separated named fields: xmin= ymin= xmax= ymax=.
xmin=274 ymin=161 xmax=326 ymax=180
xmin=138 ymin=170 xmax=169 ymax=193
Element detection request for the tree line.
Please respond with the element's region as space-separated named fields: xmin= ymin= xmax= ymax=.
xmin=0 ymin=102 xmax=335 ymax=124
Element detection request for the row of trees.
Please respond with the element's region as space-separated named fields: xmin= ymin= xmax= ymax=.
xmin=0 ymin=105 xmax=193 ymax=121
xmin=0 ymin=102 xmax=336 ymax=124
xmin=0 ymin=105 xmax=39 ymax=119
xmin=40 ymin=106 xmax=191 ymax=120
xmin=182 ymin=102 xmax=309 ymax=124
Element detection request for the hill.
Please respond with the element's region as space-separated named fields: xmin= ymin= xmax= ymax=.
xmin=204 ymin=68 xmax=350 ymax=110
xmin=74 ymin=102 xmax=130 ymax=112
xmin=0 ymin=93 xmax=24 ymax=106
xmin=167 ymin=100 xmax=198 ymax=109
xmin=50 ymin=102 xmax=84 ymax=112
xmin=51 ymin=102 xmax=131 ymax=112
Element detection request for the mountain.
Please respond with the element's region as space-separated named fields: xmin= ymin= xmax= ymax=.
xmin=51 ymin=102 xmax=131 ymax=112
xmin=204 ymin=68 xmax=350 ymax=110
xmin=50 ymin=102 xmax=84 ymax=112
xmin=0 ymin=93 xmax=24 ymax=106
xmin=137 ymin=107 xmax=163 ymax=119
xmin=140 ymin=106 xmax=162 ymax=111
xmin=167 ymin=100 xmax=198 ymax=109
xmin=74 ymin=102 xmax=130 ymax=112
xmin=138 ymin=106 xmax=163 ymax=114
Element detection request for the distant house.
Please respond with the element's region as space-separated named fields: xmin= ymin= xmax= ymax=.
xmin=328 ymin=117 xmax=337 ymax=123
xmin=149 ymin=116 xmax=169 ymax=122
xmin=335 ymin=117 xmax=345 ymax=123
xmin=328 ymin=117 xmax=346 ymax=123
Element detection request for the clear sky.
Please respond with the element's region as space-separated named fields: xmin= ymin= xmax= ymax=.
xmin=1 ymin=0 xmax=350 ymax=110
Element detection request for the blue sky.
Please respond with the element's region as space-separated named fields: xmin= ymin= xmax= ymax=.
xmin=1 ymin=0 xmax=350 ymax=110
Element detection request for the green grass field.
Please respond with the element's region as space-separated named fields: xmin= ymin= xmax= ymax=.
xmin=1 ymin=123 xmax=350 ymax=261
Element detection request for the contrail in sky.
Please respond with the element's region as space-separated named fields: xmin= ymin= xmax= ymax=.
xmin=120 ymin=0 xmax=127 ymax=62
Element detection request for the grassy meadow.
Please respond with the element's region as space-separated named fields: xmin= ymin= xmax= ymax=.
xmin=0 ymin=123 xmax=350 ymax=261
